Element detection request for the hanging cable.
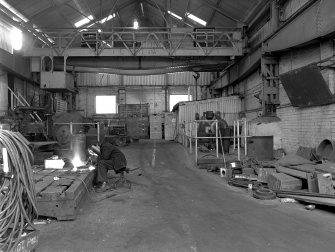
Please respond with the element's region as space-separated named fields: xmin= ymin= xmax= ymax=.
xmin=0 ymin=130 xmax=37 ymax=252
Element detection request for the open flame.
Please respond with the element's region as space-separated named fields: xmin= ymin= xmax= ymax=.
xmin=72 ymin=155 xmax=85 ymax=170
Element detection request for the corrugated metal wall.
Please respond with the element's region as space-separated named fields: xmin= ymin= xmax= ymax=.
xmin=77 ymin=73 xmax=121 ymax=86
xmin=76 ymin=72 xmax=211 ymax=86
xmin=124 ymin=75 xmax=165 ymax=86
xmin=178 ymin=96 xmax=242 ymax=127
xmin=167 ymin=72 xmax=212 ymax=86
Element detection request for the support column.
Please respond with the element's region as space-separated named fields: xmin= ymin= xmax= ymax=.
xmin=261 ymin=56 xmax=280 ymax=116
xmin=0 ymin=68 xmax=8 ymax=116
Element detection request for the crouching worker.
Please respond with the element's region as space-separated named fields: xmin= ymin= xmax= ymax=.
xmin=88 ymin=139 xmax=127 ymax=193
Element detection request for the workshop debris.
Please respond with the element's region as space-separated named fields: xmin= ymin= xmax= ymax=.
xmin=280 ymin=198 xmax=297 ymax=203
xmin=306 ymin=205 xmax=316 ymax=210
xmin=252 ymin=188 xmax=276 ymax=200
xmin=220 ymin=142 xmax=335 ymax=211
xmin=267 ymin=172 xmax=303 ymax=190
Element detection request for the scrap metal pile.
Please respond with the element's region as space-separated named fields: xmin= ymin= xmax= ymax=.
xmin=221 ymin=140 xmax=335 ymax=208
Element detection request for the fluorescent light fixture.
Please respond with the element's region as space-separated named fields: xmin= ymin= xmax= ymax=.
xmin=186 ymin=12 xmax=207 ymax=26
xmin=11 ymin=27 xmax=22 ymax=50
xmin=75 ymin=15 xmax=93 ymax=28
xmin=99 ymin=14 xmax=115 ymax=24
xmin=133 ymin=20 xmax=139 ymax=29
xmin=87 ymin=23 xmax=94 ymax=28
xmin=168 ymin=10 xmax=182 ymax=20
xmin=46 ymin=35 xmax=54 ymax=44
xmin=102 ymin=41 xmax=111 ymax=48
xmin=140 ymin=2 xmax=144 ymax=16
xmin=0 ymin=0 xmax=28 ymax=22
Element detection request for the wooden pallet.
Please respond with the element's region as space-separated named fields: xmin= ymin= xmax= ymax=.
xmin=33 ymin=168 xmax=94 ymax=221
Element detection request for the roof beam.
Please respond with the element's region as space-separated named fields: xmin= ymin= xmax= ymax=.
xmin=207 ymin=0 xmax=221 ymax=26
xmin=198 ymin=0 xmax=245 ymax=26
xmin=24 ymin=0 xmax=73 ymax=26
xmin=145 ymin=0 xmax=192 ymax=27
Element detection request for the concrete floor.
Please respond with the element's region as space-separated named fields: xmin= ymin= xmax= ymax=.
xmin=37 ymin=140 xmax=335 ymax=252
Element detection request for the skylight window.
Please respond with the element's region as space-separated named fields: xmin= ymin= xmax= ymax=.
xmin=168 ymin=10 xmax=182 ymax=20
xmin=0 ymin=0 xmax=28 ymax=22
xmin=99 ymin=14 xmax=115 ymax=24
xmin=11 ymin=27 xmax=22 ymax=50
xmin=75 ymin=15 xmax=93 ymax=28
xmin=186 ymin=12 xmax=207 ymax=26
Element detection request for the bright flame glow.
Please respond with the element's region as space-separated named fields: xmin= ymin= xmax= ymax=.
xmin=99 ymin=14 xmax=115 ymax=24
xmin=186 ymin=12 xmax=207 ymax=26
xmin=72 ymin=155 xmax=85 ymax=168
xmin=75 ymin=15 xmax=94 ymax=28
xmin=11 ymin=27 xmax=22 ymax=50
xmin=133 ymin=20 xmax=139 ymax=29
xmin=168 ymin=10 xmax=182 ymax=20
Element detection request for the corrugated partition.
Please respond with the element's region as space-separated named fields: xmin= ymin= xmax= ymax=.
xmin=176 ymin=96 xmax=242 ymax=143
xmin=178 ymin=96 xmax=241 ymax=126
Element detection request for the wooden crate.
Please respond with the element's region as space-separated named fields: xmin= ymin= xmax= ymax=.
xmin=33 ymin=168 xmax=94 ymax=220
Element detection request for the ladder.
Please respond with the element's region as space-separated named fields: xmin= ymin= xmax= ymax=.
xmin=7 ymin=87 xmax=42 ymax=123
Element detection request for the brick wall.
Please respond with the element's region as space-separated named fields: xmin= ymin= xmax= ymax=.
xmin=276 ymin=40 xmax=335 ymax=153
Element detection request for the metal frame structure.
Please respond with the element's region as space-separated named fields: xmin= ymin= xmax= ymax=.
xmin=24 ymin=27 xmax=243 ymax=57
xmin=53 ymin=122 xmax=100 ymax=142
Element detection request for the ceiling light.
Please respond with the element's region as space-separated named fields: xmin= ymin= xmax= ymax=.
xmin=98 ymin=29 xmax=102 ymax=33
xmin=168 ymin=10 xmax=182 ymax=20
xmin=75 ymin=15 xmax=94 ymax=28
xmin=0 ymin=0 xmax=28 ymax=22
xmin=99 ymin=14 xmax=115 ymax=24
xmin=133 ymin=20 xmax=139 ymax=29
xmin=11 ymin=27 xmax=22 ymax=50
xmin=186 ymin=12 xmax=206 ymax=26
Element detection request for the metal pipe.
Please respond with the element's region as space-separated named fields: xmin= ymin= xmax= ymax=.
xmin=70 ymin=122 xmax=73 ymax=135
xmin=195 ymin=121 xmax=198 ymax=164
xmin=97 ymin=122 xmax=100 ymax=142
xmin=189 ymin=123 xmax=192 ymax=154
xmin=215 ymin=120 xmax=218 ymax=158
xmin=237 ymin=120 xmax=240 ymax=161
xmin=244 ymin=118 xmax=247 ymax=156
xmin=233 ymin=121 xmax=236 ymax=150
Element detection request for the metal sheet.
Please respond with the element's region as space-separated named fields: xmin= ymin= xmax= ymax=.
xmin=264 ymin=0 xmax=335 ymax=52
xmin=280 ymin=65 xmax=334 ymax=107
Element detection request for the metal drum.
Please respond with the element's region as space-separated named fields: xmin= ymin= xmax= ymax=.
xmin=71 ymin=133 xmax=87 ymax=161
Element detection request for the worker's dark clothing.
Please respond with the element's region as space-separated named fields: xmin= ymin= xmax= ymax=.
xmin=95 ymin=142 xmax=127 ymax=184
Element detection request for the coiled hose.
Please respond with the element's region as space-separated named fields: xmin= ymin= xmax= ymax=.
xmin=0 ymin=130 xmax=37 ymax=251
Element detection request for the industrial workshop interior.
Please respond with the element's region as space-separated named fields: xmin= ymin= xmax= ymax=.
xmin=2 ymin=0 xmax=335 ymax=251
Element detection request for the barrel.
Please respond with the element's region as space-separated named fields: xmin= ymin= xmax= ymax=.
xmin=316 ymin=139 xmax=335 ymax=161
xmin=71 ymin=133 xmax=86 ymax=161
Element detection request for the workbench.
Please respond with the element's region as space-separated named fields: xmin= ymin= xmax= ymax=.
xmin=33 ymin=167 xmax=94 ymax=220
